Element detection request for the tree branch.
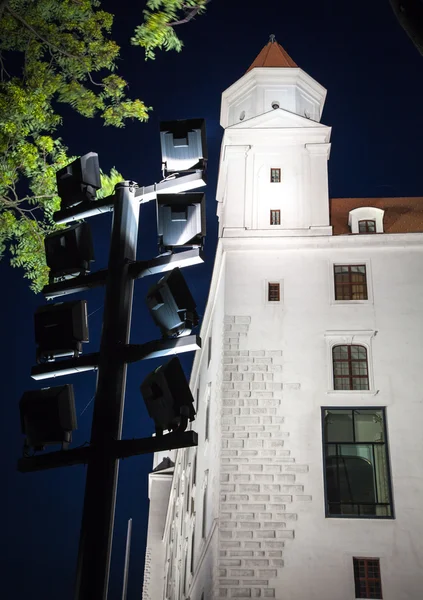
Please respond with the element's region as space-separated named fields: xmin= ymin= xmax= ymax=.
xmin=168 ymin=0 xmax=211 ymax=27
xmin=5 ymin=5 xmax=80 ymax=60
xmin=0 ymin=0 xmax=8 ymax=20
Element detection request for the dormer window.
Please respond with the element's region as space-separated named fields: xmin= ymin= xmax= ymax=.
xmin=358 ymin=220 xmax=376 ymax=234
xmin=270 ymin=168 xmax=281 ymax=183
xmin=348 ymin=207 xmax=384 ymax=234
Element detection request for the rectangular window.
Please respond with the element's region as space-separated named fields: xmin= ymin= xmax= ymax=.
xmin=359 ymin=220 xmax=376 ymax=234
xmin=202 ymin=471 xmax=209 ymax=539
xmin=334 ymin=265 xmax=368 ymax=300
xmin=333 ymin=345 xmax=369 ymax=390
xmin=323 ymin=408 xmax=393 ymax=518
xmin=353 ymin=558 xmax=382 ymax=598
xmin=205 ymin=384 xmax=211 ymax=442
xmin=270 ymin=209 xmax=281 ymax=225
xmin=192 ymin=451 xmax=197 ymax=486
xmin=268 ymin=282 xmax=280 ymax=302
xmin=190 ymin=527 xmax=195 ymax=574
xmin=208 ymin=335 xmax=212 ymax=367
xmin=270 ymin=168 xmax=281 ymax=183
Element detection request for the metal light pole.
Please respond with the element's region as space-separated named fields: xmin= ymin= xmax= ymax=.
xmin=74 ymin=182 xmax=139 ymax=600
xmin=18 ymin=121 xmax=207 ymax=599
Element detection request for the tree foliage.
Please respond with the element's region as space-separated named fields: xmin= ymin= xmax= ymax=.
xmin=0 ymin=0 xmax=208 ymax=292
xmin=132 ymin=0 xmax=209 ymax=60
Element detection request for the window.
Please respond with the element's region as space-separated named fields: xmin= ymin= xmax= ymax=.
xmin=268 ymin=282 xmax=280 ymax=302
xmin=334 ymin=265 xmax=368 ymax=300
xmin=359 ymin=220 xmax=376 ymax=234
xmin=270 ymin=209 xmax=281 ymax=225
xmin=323 ymin=408 xmax=393 ymax=518
xmin=207 ymin=335 xmax=212 ymax=367
xmin=204 ymin=383 xmax=211 ymax=442
xmin=353 ymin=558 xmax=382 ymax=598
xmin=333 ymin=345 xmax=369 ymax=390
xmin=202 ymin=471 xmax=209 ymax=538
xmin=192 ymin=451 xmax=197 ymax=486
xmin=190 ymin=526 xmax=195 ymax=574
xmin=270 ymin=168 xmax=281 ymax=183
xmin=349 ymin=207 xmax=384 ymax=234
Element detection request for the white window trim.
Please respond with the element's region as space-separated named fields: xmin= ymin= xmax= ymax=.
xmin=329 ymin=259 xmax=374 ymax=305
xmin=324 ymin=330 xmax=377 ymax=394
xmin=348 ymin=207 xmax=384 ymax=234
xmin=265 ymin=279 xmax=283 ymax=305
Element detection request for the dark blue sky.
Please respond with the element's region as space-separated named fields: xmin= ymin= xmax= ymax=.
xmin=1 ymin=1 xmax=422 ymax=598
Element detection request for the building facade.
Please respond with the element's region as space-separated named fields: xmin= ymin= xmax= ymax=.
xmin=143 ymin=38 xmax=423 ymax=600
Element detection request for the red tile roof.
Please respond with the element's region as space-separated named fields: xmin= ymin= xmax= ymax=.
xmin=247 ymin=39 xmax=297 ymax=72
xmin=330 ymin=197 xmax=423 ymax=235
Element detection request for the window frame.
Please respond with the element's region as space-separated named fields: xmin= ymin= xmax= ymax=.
xmin=201 ymin=470 xmax=209 ymax=539
xmin=332 ymin=344 xmax=369 ymax=391
xmin=333 ymin=264 xmax=368 ymax=301
xmin=358 ymin=220 xmax=376 ymax=234
xmin=321 ymin=407 xmax=394 ymax=520
xmin=270 ymin=167 xmax=281 ymax=183
xmin=270 ymin=209 xmax=281 ymax=225
xmin=268 ymin=282 xmax=281 ymax=302
xmin=325 ymin=331 xmax=376 ymax=394
xmin=353 ymin=557 xmax=383 ymax=599
xmin=329 ymin=260 xmax=373 ymax=305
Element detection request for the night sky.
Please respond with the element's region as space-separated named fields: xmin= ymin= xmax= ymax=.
xmin=1 ymin=1 xmax=422 ymax=598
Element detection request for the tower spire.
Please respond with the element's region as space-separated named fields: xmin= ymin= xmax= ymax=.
xmin=247 ymin=35 xmax=298 ymax=71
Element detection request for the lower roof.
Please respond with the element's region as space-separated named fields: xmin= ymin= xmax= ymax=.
xmin=330 ymin=197 xmax=423 ymax=235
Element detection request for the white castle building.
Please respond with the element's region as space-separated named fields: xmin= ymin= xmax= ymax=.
xmin=142 ymin=38 xmax=423 ymax=600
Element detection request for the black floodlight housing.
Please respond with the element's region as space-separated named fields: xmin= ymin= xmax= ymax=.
xmin=44 ymin=222 xmax=94 ymax=283
xmin=141 ymin=357 xmax=195 ymax=435
xmin=157 ymin=193 xmax=206 ymax=251
xmin=56 ymin=152 xmax=101 ymax=209
xmin=19 ymin=384 xmax=77 ymax=451
xmin=146 ymin=267 xmax=198 ymax=339
xmin=34 ymin=300 xmax=89 ymax=363
xmin=160 ymin=119 xmax=207 ymax=175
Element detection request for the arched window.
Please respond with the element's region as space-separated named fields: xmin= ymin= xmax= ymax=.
xmin=348 ymin=207 xmax=384 ymax=234
xmin=358 ymin=220 xmax=376 ymax=234
xmin=332 ymin=345 xmax=369 ymax=390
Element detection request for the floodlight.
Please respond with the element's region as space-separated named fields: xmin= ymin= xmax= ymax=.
xmin=56 ymin=152 xmax=101 ymax=209
xmin=140 ymin=357 xmax=195 ymax=435
xmin=34 ymin=300 xmax=89 ymax=363
xmin=160 ymin=119 xmax=207 ymax=175
xmin=156 ymin=193 xmax=206 ymax=251
xmin=44 ymin=222 xmax=94 ymax=283
xmin=19 ymin=384 xmax=77 ymax=451
xmin=146 ymin=267 xmax=198 ymax=338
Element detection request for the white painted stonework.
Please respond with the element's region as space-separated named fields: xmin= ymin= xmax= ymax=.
xmin=143 ymin=58 xmax=423 ymax=600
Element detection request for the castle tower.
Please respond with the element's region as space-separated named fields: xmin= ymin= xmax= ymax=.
xmin=143 ymin=37 xmax=423 ymax=600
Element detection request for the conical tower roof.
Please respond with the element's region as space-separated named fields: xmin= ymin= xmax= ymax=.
xmin=247 ymin=34 xmax=297 ymax=72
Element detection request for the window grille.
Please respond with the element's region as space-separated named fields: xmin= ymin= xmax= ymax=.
xmin=323 ymin=408 xmax=392 ymax=518
xmin=270 ymin=209 xmax=281 ymax=225
xmin=270 ymin=168 xmax=281 ymax=183
xmin=359 ymin=220 xmax=376 ymax=234
xmin=353 ymin=558 xmax=383 ymax=598
xmin=268 ymin=282 xmax=280 ymax=302
xmin=332 ymin=345 xmax=369 ymax=390
xmin=334 ymin=265 xmax=368 ymax=300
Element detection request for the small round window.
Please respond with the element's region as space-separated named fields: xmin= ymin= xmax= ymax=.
xmin=239 ymin=111 xmax=245 ymax=121
xmin=271 ymin=101 xmax=280 ymax=110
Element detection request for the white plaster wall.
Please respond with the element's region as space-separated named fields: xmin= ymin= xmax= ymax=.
xmin=219 ymin=138 xmax=330 ymax=234
xmin=221 ymin=237 xmax=423 ymax=600
xmin=223 ymin=69 xmax=326 ymax=128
